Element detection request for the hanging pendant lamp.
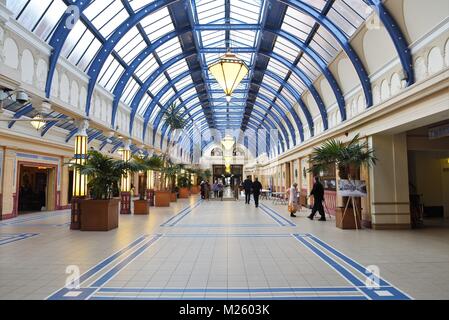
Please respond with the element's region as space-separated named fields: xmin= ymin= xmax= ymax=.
xmin=208 ymin=51 xmax=249 ymax=103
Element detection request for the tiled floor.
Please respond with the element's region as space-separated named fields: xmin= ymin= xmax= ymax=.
xmin=1 ymin=196 xmax=448 ymax=300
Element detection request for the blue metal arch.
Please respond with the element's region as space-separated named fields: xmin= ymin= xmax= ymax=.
xmin=167 ymin=101 xmax=290 ymax=150
xmin=40 ymin=114 xmax=69 ymax=137
xmin=178 ymin=119 xmax=285 ymax=155
xmin=134 ymin=55 xmax=315 ymax=144
xmin=263 ymin=69 xmax=314 ymax=134
xmin=179 ymin=119 xmax=285 ymax=155
xmin=280 ymin=0 xmax=373 ymax=108
xmin=8 ymin=104 xmax=33 ymax=128
xmin=264 ymin=27 xmax=346 ymax=121
xmin=84 ymin=0 xmax=180 ymax=116
xmin=173 ymin=115 xmax=287 ymax=154
xmin=127 ymin=50 xmax=197 ymax=128
xmin=199 ymin=26 xmax=346 ymax=121
xmin=147 ymin=77 xmax=296 ymax=148
xmin=45 ymin=0 xmax=93 ymax=98
xmin=140 ymin=70 xmax=296 ymax=149
xmin=46 ymin=0 xmax=367 ymax=141
xmin=364 ymin=0 xmax=414 ymax=86
xmin=111 ymin=25 xmax=338 ymax=132
xmin=110 ymin=27 xmax=191 ymax=127
xmin=174 ymin=98 xmax=288 ymax=138
xmin=152 ymin=69 xmax=311 ymax=140
xmin=158 ymin=81 xmax=303 ymax=143
xmin=259 ymin=50 xmax=328 ymax=130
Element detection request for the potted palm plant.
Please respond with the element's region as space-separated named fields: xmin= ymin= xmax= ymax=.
xmin=132 ymin=155 xmax=159 ymax=214
xmin=73 ymin=150 xmax=143 ymax=231
xmin=163 ymin=161 xmax=181 ymax=202
xmin=309 ymin=134 xmax=377 ymax=229
xmin=178 ymin=174 xmax=191 ymax=198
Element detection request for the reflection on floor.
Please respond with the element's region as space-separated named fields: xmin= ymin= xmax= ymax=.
xmin=1 ymin=197 xmax=449 ymax=300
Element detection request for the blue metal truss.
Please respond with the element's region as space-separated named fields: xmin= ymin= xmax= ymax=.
xmin=179 ymin=118 xmax=285 ymax=154
xmin=37 ymin=0 xmax=414 ymax=157
xmin=84 ymin=0 xmax=180 ymax=116
xmin=45 ymin=0 xmax=93 ymax=98
xmin=364 ymin=0 xmax=414 ymax=86
xmin=165 ymin=101 xmax=290 ymax=149
xmin=7 ymin=104 xmax=33 ymax=128
xmin=156 ymin=82 xmax=300 ymax=144
xmin=280 ymin=0 xmax=373 ymax=108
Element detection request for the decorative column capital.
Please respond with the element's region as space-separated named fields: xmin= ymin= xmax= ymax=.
xmin=122 ymin=138 xmax=131 ymax=151
xmin=75 ymin=119 xmax=89 ymax=136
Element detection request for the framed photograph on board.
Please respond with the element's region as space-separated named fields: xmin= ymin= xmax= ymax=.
xmin=338 ymin=180 xmax=367 ymax=197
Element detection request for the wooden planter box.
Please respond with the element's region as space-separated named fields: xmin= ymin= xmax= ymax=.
xmin=80 ymin=199 xmax=119 ymax=231
xmin=133 ymin=199 xmax=149 ymax=215
xmin=336 ymin=207 xmax=362 ymax=230
xmin=170 ymin=192 xmax=177 ymax=202
xmin=155 ymin=191 xmax=171 ymax=207
xmin=179 ymin=187 xmax=190 ymax=199
xmin=191 ymin=186 xmax=200 ymax=194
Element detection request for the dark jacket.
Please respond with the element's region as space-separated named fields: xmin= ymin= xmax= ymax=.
xmin=243 ymin=179 xmax=253 ymax=192
xmin=310 ymin=181 xmax=325 ymax=202
xmin=252 ymin=181 xmax=263 ymax=195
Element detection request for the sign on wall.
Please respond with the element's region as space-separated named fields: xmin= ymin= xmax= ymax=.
xmin=429 ymin=123 xmax=449 ymax=140
xmin=300 ymin=158 xmax=308 ymax=190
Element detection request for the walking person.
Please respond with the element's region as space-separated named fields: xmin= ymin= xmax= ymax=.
xmin=205 ymin=181 xmax=211 ymax=201
xmin=217 ymin=180 xmax=224 ymax=201
xmin=288 ymin=183 xmax=299 ymax=217
xmin=212 ymin=180 xmax=219 ymax=199
xmin=200 ymin=181 xmax=205 ymax=199
xmin=243 ymin=176 xmax=253 ymax=204
xmin=252 ymin=177 xmax=263 ymax=208
xmin=308 ymin=177 xmax=326 ymax=221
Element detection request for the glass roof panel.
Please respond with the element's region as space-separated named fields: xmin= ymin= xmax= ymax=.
xmin=140 ymin=8 xmax=175 ymax=42
xmin=84 ymin=0 xmax=129 ymax=39
xmin=155 ymin=37 xmax=183 ymax=64
xmin=273 ymin=37 xmax=300 ymax=63
xmin=8 ymin=0 xmax=374 ymax=140
xmin=197 ymin=0 xmax=225 ymax=24
xmin=135 ymin=54 xmax=159 ymax=81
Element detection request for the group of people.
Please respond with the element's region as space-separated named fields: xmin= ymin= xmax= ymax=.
xmin=242 ymin=176 xmax=263 ymax=207
xmin=200 ymin=174 xmax=327 ymax=222
xmin=200 ymin=180 xmax=225 ymax=200
xmin=241 ymin=175 xmax=327 ymax=221
xmin=287 ymin=176 xmax=327 ymax=221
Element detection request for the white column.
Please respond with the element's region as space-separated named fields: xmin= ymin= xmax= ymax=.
xmin=369 ymin=133 xmax=411 ymax=229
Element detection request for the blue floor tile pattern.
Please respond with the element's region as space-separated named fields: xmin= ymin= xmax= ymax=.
xmin=47 ymin=232 xmax=412 ymax=300
xmin=0 ymin=233 xmax=39 ymax=246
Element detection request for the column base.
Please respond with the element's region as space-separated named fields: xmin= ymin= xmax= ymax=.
xmin=372 ymin=223 xmax=411 ymax=230
xmin=70 ymin=196 xmax=85 ymax=230
xmin=120 ymin=192 xmax=132 ymax=215
xmin=146 ymin=189 xmax=155 ymax=207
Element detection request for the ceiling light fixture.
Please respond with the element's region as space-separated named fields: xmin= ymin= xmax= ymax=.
xmin=208 ymin=51 xmax=249 ymax=104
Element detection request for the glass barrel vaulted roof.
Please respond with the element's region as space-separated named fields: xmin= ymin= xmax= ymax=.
xmin=7 ymin=0 xmax=377 ymax=152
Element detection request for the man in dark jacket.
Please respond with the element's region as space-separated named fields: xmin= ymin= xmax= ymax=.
xmin=252 ymin=177 xmax=263 ymax=208
xmin=243 ymin=176 xmax=253 ymax=204
xmin=308 ymin=176 xmax=326 ymax=221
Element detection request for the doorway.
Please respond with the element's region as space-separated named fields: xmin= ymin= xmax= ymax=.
xmin=17 ymin=163 xmax=57 ymax=214
xmin=407 ymin=121 xmax=449 ymax=228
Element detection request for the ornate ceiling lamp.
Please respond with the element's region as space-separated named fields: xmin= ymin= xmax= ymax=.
xmin=208 ymin=51 xmax=249 ymax=103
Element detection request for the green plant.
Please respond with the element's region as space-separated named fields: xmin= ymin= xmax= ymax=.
xmin=163 ymin=103 xmax=185 ymax=130
xmin=163 ymin=161 xmax=181 ymax=192
xmin=309 ymin=134 xmax=377 ymax=180
xmin=132 ymin=154 xmax=164 ymax=199
xmin=177 ymin=175 xmax=191 ymax=188
xmin=72 ymin=150 xmax=145 ymax=200
xmin=199 ymin=169 xmax=212 ymax=182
